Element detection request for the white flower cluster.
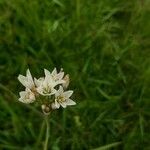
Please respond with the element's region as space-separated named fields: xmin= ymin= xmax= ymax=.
xmin=18 ymin=68 xmax=76 ymax=114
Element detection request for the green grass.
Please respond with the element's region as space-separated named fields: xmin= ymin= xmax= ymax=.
xmin=0 ymin=0 xmax=150 ymax=149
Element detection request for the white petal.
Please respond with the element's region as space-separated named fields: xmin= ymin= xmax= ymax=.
xmin=36 ymin=86 xmax=43 ymax=94
xmin=59 ymin=86 xmax=64 ymax=94
xmin=51 ymin=88 xmax=57 ymax=94
xmin=18 ymin=69 xmax=34 ymax=89
xmin=55 ymin=89 xmax=60 ymax=97
xmin=27 ymin=69 xmax=34 ymax=85
xmin=66 ymin=99 xmax=76 ymax=106
xmin=44 ymin=69 xmax=51 ymax=77
xmin=19 ymin=97 xmax=34 ymax=104
xmin=27 ymin=82 xmax=34 ymax=89
xmin=19 ymin=97 xmax=26 ymax=103
xmin=42 ymin=78 xmax=48 ymax=87
xmin=55 ymin=86 xmax=63 ymax=97
xmin=26 ymin=69 xmax=33 ymax=81
xmin=19 ymin=91 xmax=26 ymax=97
xmin=64 ymin=90 xmax=73 ymax=98
xmin=54 ymin=80 xmax=65 ymax=87
xmin=54 ymin=100 xmax=60 ymax=108
xmin=60 ymin=102 xmax=67 ymax=108
xmin=44 ymin=70 xmax=55 ymax=87
xmin=18 ymin=75 xmax=27 ymax=87
xmin=51 ymin=68 xmax=57 ymax=76
xmin=26 ymin=69 xmax=31 ymax=76
xmin=56 ymin=72 xmax=64 ymax=80
xmin=34 ymin=78 xmax=39 ymax=87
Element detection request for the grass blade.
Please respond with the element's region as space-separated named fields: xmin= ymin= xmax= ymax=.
xmin=92 ymin=141 xmax=122 ymax=150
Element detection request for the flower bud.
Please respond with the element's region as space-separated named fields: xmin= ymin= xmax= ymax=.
xmin=62 ymin=74 xmax=70 ymax=89
xmin=41 ymin=104 xmax=51 ymax=115
xmin=51 ymin=102 xmax=59 ymax=110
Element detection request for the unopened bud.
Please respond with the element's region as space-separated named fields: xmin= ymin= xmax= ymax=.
xmin=41 ymin=104 xmax=51 ymax=115
xmin=60 ymin=68 xmax=63 ymax=72
xmin=62 ymin=74 xmax=70 ymax=89
xmin=51 ymin=102 xmax=59 ymax=110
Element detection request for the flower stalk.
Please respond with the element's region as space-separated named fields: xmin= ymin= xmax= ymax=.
xmin=17 ymin=68 xmax=76 ymax=149
xmin=44 ymin=116 xmax=50 ymax=150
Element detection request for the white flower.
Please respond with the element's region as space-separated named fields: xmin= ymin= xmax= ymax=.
xmin=36 ymin=69 xmax=57 ymax=96
xmin=52 ymin=86 xmax=76 ymax=109
xmin=19 ymin=88 xmax=35 ymax=104
xmin=18 ymin=69 xmax=35 ymax=90
xmin=51 ymin=68 xmax=65 ymax=85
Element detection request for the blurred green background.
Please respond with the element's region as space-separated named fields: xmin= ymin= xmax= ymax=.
xmin=0 ymin=0 xmax=150 ymax=149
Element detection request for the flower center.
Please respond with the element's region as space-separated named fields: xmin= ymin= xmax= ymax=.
xmin=43 ymin=86 xmax=51 ymax=94
xmin=57 ymin=96 xmax=65 ymax=103
xmin=25 ymin=92 xmax=31 ymax=99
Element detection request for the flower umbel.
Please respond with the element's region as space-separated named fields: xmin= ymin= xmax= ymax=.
xmin=18 ymin=68 xmax=76 ymax=114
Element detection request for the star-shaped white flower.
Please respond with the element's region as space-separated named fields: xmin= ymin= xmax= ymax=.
xmin=18 ymin=69 xmax=35 ymax=90
xmin=51 ymin=68 xmax=65 ymax=85
xmin=36 ymin=69 xmax=57 ymax=96
xmin=19 ymin=88 xmax=35 ymax=104
xmin=52 ymin=86 xmax=76 ymax=109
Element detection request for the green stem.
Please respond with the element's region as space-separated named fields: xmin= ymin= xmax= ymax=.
xmin=44 ymin=116 xmax=50 ymax=150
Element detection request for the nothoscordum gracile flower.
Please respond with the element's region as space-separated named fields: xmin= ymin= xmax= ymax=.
xmin=51 ymin=86 xmax=76 ymax=109
xmin=51 ymin=68 xmax=65 ymax=84
xmin=18 ymin=68 xmax=76 ymax=114
xmin=36 ymin=69 xmax=59 ymax=96
xmin=19 ymin=88 xmax=35 ymax=104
